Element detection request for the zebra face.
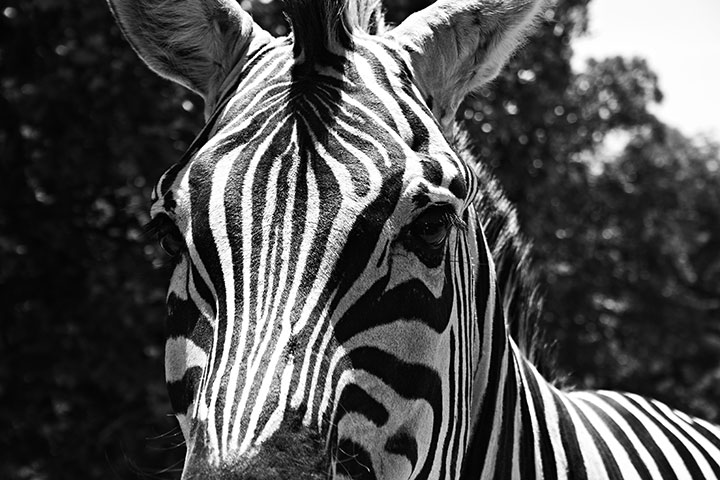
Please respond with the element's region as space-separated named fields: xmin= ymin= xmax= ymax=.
xmin=150 ymin=34 xmax=484 ymax=477
xmin=108 ymin=0 xmax=544 ymax=477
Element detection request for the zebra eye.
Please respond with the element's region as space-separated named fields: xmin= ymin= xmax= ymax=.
xmin=145 ymin=214 xmax=186 ymax=258
xmin=403 ymin=206 xmax=464 ymax=268
xmin=159 ymin=233 xmax=185 ymax=257
xmin=407 ymin=205 xmax=465 ymax=252
xmin=408 ymin=206 xmax=459 ymax=250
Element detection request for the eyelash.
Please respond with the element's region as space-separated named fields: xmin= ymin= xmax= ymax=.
xmin=412 ymin=206 xmax=466 ymax=233
xmin=395 ymin=204 xmax=464 ymax=268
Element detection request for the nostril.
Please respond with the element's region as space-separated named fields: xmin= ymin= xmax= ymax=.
xmin=384 ymin=429 xmax=418 ymax=471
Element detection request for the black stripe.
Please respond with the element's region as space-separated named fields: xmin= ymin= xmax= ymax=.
xmin=571 ymin=399 xmax=623 ymax=479
xmin=462 ymin=290 xmax=508 ymax=478
xmin=190 ymin=261 xmax=215 ymax=318
xmin=166 ymin=292 xmax=200 ymax=338
xmin=643 ymin=400 xmax=720 ymax=478
xmin=622 ymin=395 xmax=705 ymax=479
xmin=518 ymin=369 xmax=537 ymax=480
xmin=335 ymin=383 xmax=389 ymax=427
xmin=552 ymin=390 xmax=587 ymax=480
xmin=167 ymin=366 xmax=203 ymax=414
xmin=598 ymin=393 xmax=679 ymax=480
xmin=578 ymin=397 xmax=654 ymax=480
xmin=521 ymin=363 xmax=558 ymax=480
xmin=334 ymin=269 xmax=455 ymax=343
xmin=693 ymin=420 xmax=720 ymax=452
xmin=438 ymin=332 xmax=458 ymax=479
xmin=495 ymin=361 xmax=518 ymax=478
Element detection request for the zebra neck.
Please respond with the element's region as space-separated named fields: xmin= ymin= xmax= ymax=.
xmin=464 ymin=316 xmax=561 ymax=478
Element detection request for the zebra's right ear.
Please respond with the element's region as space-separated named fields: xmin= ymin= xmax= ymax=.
xmin=388 ymin=0 xmax=544 ymax=129
xmin=107 ymin=0 xmax=272 ymax=103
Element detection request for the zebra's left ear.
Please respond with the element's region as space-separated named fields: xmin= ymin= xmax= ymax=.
xmin=388 ymin=0 xmax=545 ymax=127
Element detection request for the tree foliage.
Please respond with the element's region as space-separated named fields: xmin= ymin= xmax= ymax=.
xmin=1 ymin=0 xmax=718 ymax=478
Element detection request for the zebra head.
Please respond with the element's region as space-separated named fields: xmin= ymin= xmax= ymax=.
xmin=108 ymin=0 xmax=543 ymax=478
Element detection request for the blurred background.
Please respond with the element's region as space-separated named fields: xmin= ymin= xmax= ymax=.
xmin=1 ymin=0 xmax=719 ymax=478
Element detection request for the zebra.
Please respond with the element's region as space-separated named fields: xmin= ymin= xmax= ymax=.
xmin=107 ymin=0 xmax=720 ymax=478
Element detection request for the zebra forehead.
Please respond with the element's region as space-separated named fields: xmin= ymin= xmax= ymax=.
xmin=168 ymin=57 xmax=440 ymax=173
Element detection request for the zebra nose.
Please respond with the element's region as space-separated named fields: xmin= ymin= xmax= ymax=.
xmin=182 ymin=448 xmax=330 ymax=480
xmin=182 ymin=411 xmax=330 ymax=479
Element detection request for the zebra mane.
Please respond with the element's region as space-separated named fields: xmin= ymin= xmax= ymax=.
xmin=450 ymin=126 xmax=557 ymax=380
xmin=283 ymin=0 xmax=385 ymax=62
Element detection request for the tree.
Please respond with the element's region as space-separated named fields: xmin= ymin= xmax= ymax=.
xmin=540 ymin=128 xmax=720 ymax=420
xmin=0 ymin=1 xmax=196 ymax=477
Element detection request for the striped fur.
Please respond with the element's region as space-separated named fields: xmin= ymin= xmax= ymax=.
xmin=108 ymin=0 xmax=720 ymax=478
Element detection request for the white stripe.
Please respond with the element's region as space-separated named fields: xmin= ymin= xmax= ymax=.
xmin=469 ymin=230 xmax=496 ymax=421
xmin=652 ymin=400 xmax=720 ymax=471
xmin=240 ymin=325 xmax=291 ymax=452
xmin=570 ymin=394 xmax=643 ymax=480
xmin=629 ymin=394 xmax=717 ymax=479
xmin=479 ymin=348 xmax=510 ymax=478
xmin=533 ymin=372 xmax=568 ymax=480
xmin=255 ymin=356 xmax=295 ymax=445
xmin=513 ymin=344 xmax=544 ymax=480
xmin=207 ymin=147 xmax=238 ymax=458
xmin=510 ymin=360 xmax=523 ymax=480
xmin=559 ymin=395 xmax=609 ymax=480
xmin=600 ymin=391 xmax=693 ymax=480
xmin=696 ymin=418 xmax=720 ymax=444
xmin=312 ymin=319 xmax=341 ymax=430
xmin=351 ymin=52 xmax=412 ymax=142
xmin=290 ymin=299 xmax=331 ymax=413
xmin=573 ymin=392 xmax=663 ymax=479
xmin=165 ymin=337 xmax=208 ymax=383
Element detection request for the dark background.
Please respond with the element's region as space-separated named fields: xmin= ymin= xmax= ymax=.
xmin=1 ymin=0 xmax=719 ymax=478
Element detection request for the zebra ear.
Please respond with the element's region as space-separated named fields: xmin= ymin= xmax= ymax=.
xmin=107 ymin=0 xmax=272 ymax=103
xmin=388 ymin=0 xmax=545 ymax=127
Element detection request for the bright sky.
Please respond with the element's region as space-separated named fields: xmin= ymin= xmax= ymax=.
xmin=571 ymin=0 xmax=720 ymax=140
